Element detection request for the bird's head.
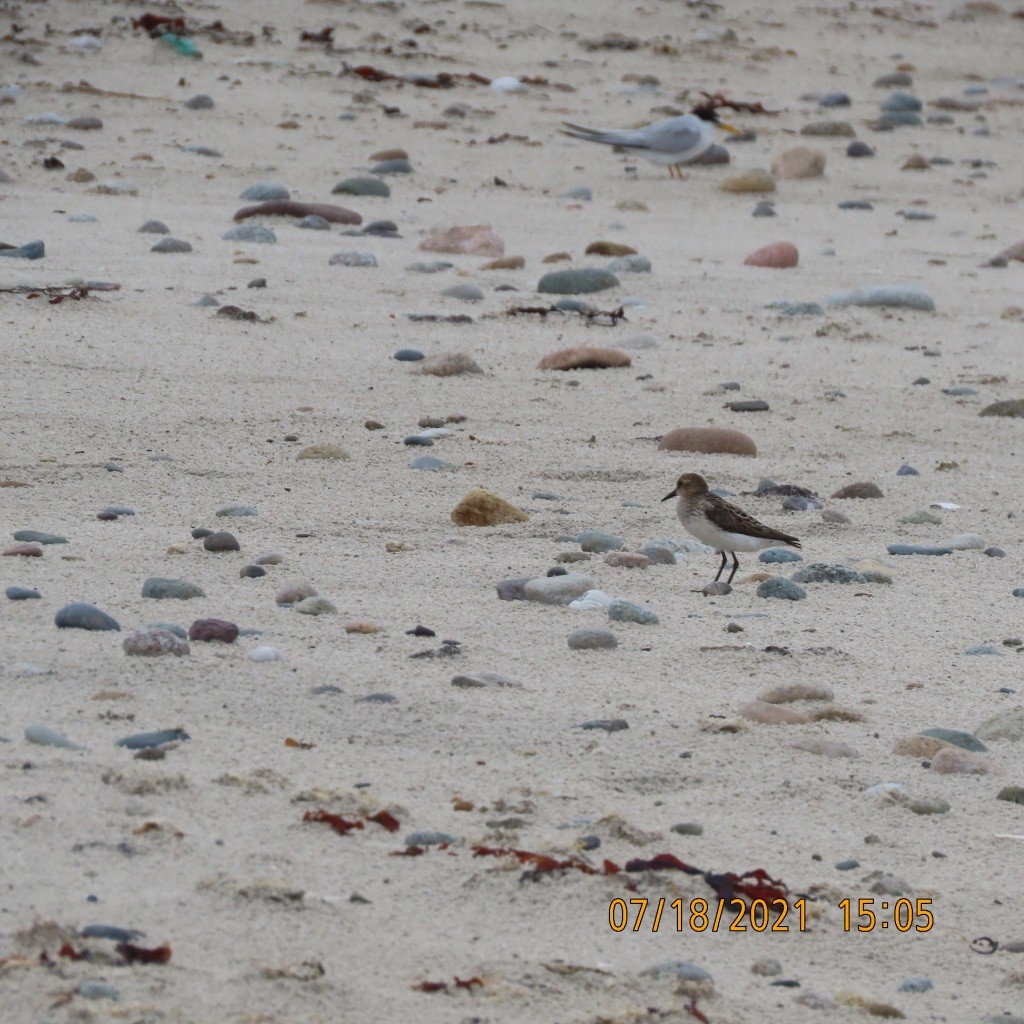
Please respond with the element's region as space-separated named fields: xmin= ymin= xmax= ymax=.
xmin=692 ymin=105 xmax=743 ymax=136
xmin=662 ymin=472 xmax=709 ymax=502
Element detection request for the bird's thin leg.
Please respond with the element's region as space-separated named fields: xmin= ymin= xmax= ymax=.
xmin=727 ymin=553 xmax=739 ymax=585
xmin=713 ymin=550 xmax=727 ymax=581
xmin=667 ymin=164 xmax=677 ymax=179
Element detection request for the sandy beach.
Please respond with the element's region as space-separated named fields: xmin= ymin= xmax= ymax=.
xmin=2 ymin=1 xmax=1024 ymax=1021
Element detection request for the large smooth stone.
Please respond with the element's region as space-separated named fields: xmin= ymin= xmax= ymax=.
xmin=658 ymin=427 xmax=756 ymax=456
xmin=538 ymin=346 xmax=630 ymax=370
xmin=744 ymin=241 xmax=799 ymax=268
xmin=827 ymin=285 xmax=935 ymax=311
xmin=524 ymin=574 xmax=595 ymax=605
xmin=55 ymin=602 xmax=120 ymax=631
xmin=537 ymin=268 xmax=620 ymax=295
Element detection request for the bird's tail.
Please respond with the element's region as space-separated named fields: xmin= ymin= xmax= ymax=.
xmin=561 ymin=121 xmax=615 ymax=144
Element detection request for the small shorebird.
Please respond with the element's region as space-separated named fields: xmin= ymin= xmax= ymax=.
xmin=561 ymin=108 xmax=743 ymax=179
xmin=662 ymin=473 xmax=801 ymax=584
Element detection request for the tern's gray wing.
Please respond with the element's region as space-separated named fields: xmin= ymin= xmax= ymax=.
xmin=562 ymin=116 xmax=702 ymax=153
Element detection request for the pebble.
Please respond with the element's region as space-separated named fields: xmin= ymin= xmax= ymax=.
xmin=329 ymin=251 xmax=377 ymax=267
xmin=141 ymin=577 xmax=205 ymax=600
xmin=832 ymin=481 xmax=883 ymax=499
xmin=827 ymin=285 xmax=935 ymax=311
xmin=879 ymin=110 xmax=922 ymax=126
xmin=80 ymin=925 xmax=142 ymax=941
xmin=442 ymin=283 xmax=484 ymax=301
xmin=137 ymin=220 xmax=170 ymax=234
xmin=537 ymin=267 xmax=619 ymax=295
xmin=538 ymin=346 xmax=630 ymax=370
xmin=760 ymin=548 xmax=802 ymax=563
xmin=405 ymin=831 xmax=457 ymax=847
xmin=419 ymin=225 xmax=504 ymax=257
xmin=240 ymin=565 xmax=266 ymax=578
xmin=4 ymin=542 xmax=42 ymax=556
xmin=846 ymin=140 xmax=875 ymax=157
xmin=277 ymin=583 xmax=317 ymax=604
xmin=757 ymin=577 xmax=807 ymax=601
xmin=122 ymin=628 xmax=190 ymax=657
xmin=568 ymin=589 xmax=612 ymax=611
xmin=524 ymin=574 xmax=595 ymax=605
xmin=702 ymin=581 xmax=732 ymax=596
xmin=55 ymin=602 xmax=120 ymax=631
xmin=222 ymin=225 xmax=277 ymax=244
xmin=930 ymin=746 xmax=998 ymax=774
xmin=578 ymin=719 xmax=629 ymax=733
xmin=899 ymin=509 xmax=941 ymax=525
xmin=149 ymin=622 xmax=187 ymax=639
xmin=887 ymin=544 xmax=952 ymax=556
xmin=671 ymin=822 xmax=704 ymax=836
xmin=838 ymin=199 xmax=874 ymax=210
xmin=898 ymin=977 xmax=933 ymax=994
xmin=875 ymin=71 xmax=913 ymax=87
xmin=101 ymin=505 xmax=135 ymax=517
xmin=188 ymin=618 xmax=239 ymax=643
xmin=729 ymin=400 xmax=769 ymax=412
xmin=997 ymin=786 xmax=1024 ymax=804
xmin=249 ymin=646 xmax=282 ymax=662
xmin=117 ymin=729 xmax=189 ymax=750
xmin=607 ymin=254 xmax=651 ymax=273
xmin=410 ymin=455 xmax=453 ymax=471
xmin=495 ymin=578 xmax=531 ymax=601
xmin=77 ymin=981 xmax=120 ymax=1001
xmin=819 ymin=91 xmax=851 ymax=107
xmin=985 ymin=546 xmax=1005 ymax=558
xmin=6 ymin=586 xmax=41 ymax=600
xmin=751 ymin=958 xmax=782 ymax=976
xmin=357 ymin=693 xmax=397 ymax=704
xmin=372 ymin=158 xmax=413 ymax=175
xmin=608 ymin=599 xmax=659 ymax=625
xmin=13 ymin=529 xmax=66 ymax=544
xmin=394 ymin=348 xmax=424 ymax=361
xmin=362 ymin=219 xmax=398 ymax=237
xmin=451 ymin=672 xmax=521 ymax=688
xmin=239 ymin=183 xmax=288 ymax=201
xmin=791 ymin=563 xmax=867 ymax=584
xmin=744 ymin=241 xmax=799 ymax=268
xmin=964 ymin=645 xmax=1001 ymax=656
xmin=947 ymin=532 xmax=984 ymax=550
xmin=835 ymin=859 xmax=860 ymax=871
xmin=771 ymin=146 xmax=826 ymax=179
xmin=752 ymin=201 xmax=777 ymax=217
xmin=605 ymin=551 xmax=649 ymax=569
xmin=216 ymin=504 xmax=257 ymax=517
xmin=719 ymin=169 xmax=775 ymax=193
xmin=294 ymin=596 xmax=337 ymax=615
xmin=192 ymin=528 xmax=214 ymax=539
xmin=297 ymin=443 xmax=349 ymax=460
xmin=980 ymin=399 xmax=1024 ymax=418
xmin=203 ymin=531 xmax=240 ymax=552
xmin=25 ymin=724 xmax=84 ymax=750
xmin=333 ymin=176 xmax=390 ymax=198
xmin=296 ymin=215 xmax=330 ymax=230
xmin=415 ymin=352 xmax=483 ymax=377
xmin=881 ymin=92 xmax=922 ymax=112
xmin=578 ymin=530 xmax=626 ymax=553
xmin=452 ymin=488 xmax=528 ymax=526
xmin=801 ymin=120 xmax=855 ymax=136
xmin=568 ymin=627 xmax=618 ymax=650
xmin=195 ymin=294 xmax=219 ymax=307
xmin=639 ymin=544 xmax=676 ymax=564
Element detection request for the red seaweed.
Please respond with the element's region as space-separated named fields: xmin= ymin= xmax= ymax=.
xmin=233 ymin=200 xmax=361 ymax=225
xmin=58 ymin=943 xmax=86 ymax=960
xmin=117 ymin=942 xmax=172 ymax=964
xmin=415 ymin=976 xmax=483 ymax=993
xmin=303 ymin=809 xmax=365 ymax=836
xmin=369 ymin=810 xmax=400 ymax=833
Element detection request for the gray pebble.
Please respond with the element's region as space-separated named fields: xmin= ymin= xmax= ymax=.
xmin=846 ymin=140 xmax=875 ymax=157
xmin=670 ymin=822 xmax=704 ymax=836
xmin=760 ymin=548 xmax=803 ymax=564
xmin=757 ymin=577 xmax=806 ymax=601
xmin=362 ymin=219 xmax=398 ymax=236
xmin=222 ymin=224 xmax=276 ymax=244
xmin=985 ymin=547 xmax=1005 ymax=557
xmin=701 ymin=581 xmax=731 ymax=596
xmin=148 ymin=622 xmax=188 ymax=638
xmin=964 ymin=645 xmax=1002 ymax=656
xmin=404 ymin=435 xmax=433 ymax=446
xmin=405 ymin=831 xmax=457 ymax=846
xmin=607 ymin=254 xmax=651 ymax=273
xmin=295 ymin=214 xmax=330 ymax=230
xmin=782 ymin=495 xmax=823 ymax=511
xmin=898 ymin=977 xmax=933 ymax=994
xmin=180 ymin=144 xmax=222 ymax=157
xmin=357 ymin=692 xmax=397 ymax=703
xmin=254 ymin=552 xmax=283 ymax=565
xmin=537 ymin=267 xmax=619 ymax=295
xmin=881 ymin=92 xmax=922 ymax=112
xmin=640 ymin=961 xmax=710 ymax=982
xmin=216 ymin=504 xmax=258 ymax=517
xmin=394 ymin=348 xmax=424 ymax=361
xmin=442 ymin=283 xmax=484 ymax=301
xmin=137 ymin=219 xmax=169 ymax=234
xmin=185 ymin=93 xmax=215 ymax=110
xmin=55 ymin=602 xmax=120 ymax=631
xmin=14 ymin=529 xmax=67 ymax=544
xmin=0 ymin=240 xmax=45 ymax=259
xmin=25 ymin=724 xmax=84 ymax=750
xmin=194 ymin=294 xmax=219 ymax=307
xmin=69 ymin=213 xmax=97 ymax=223
xmin=791 ymin=563 xmax=867 ymax=584
xmin=240 ymin=564 xmax=266 ymax=578
xmin=874 ymin=72 xmax=913 ymax=87
xmin=578 ymin=719 xmax=629 ymax=732
xmin=524 ymin=574 xmax=595 ymax=605
xmin=553 ymin=298 xmax=597 ymax=313
xmin=752 ymin=201 xmax=777 ymax=217
xmin=6 ymin=586 xmax=41 ymax=600
xmin=639 ymin=543 xmax=676 ymax=564
xmin=896 ymin=464 xmax=919 ymax=476
xmin=838 ymin=199 xmax=874 ymax=210
xmin=77 ymin=980 xmax=120 ymax=1001
xmin=333 ymin=176 xmax=390 ymax=197
xmin=899 ymin=208 xmax=936 ymax=221
xmin=608 ymin=599 xmax=659 ymax=624
xmin=835 ymin=859 xmax=860 ymax=871
xmin=239 ymin=182 xmax=288 ymax=201
xmin=729 ymin=399 xmax=769 ymax=412
xmin=405 ymin=260 xmax=452 ymax=274
xmin=116 ymin=729 xmax=190 ymax=749
xmin=828 ymin=285 xmax=934 ymax=311
xmin=329 ymin=251 xmax=377 ymax=267
xmin=496 ymin=578 xmax=531 ymax=601
xmin=578 ymin=530 xmax=626 ymax=553
xmin=150 ymin=236 xmax=192 ymax=252
xmin=81 ymin=925 xmax=142 ymax=941
xmin=887 ymin=544 xmax=952 ymax=556
xmin=562 ymin=185 xmax=592 ymax=200
xmin=878 ymin=110 xmax=922 ymax=126
xmin=247 ymin=277 xmax=267 ymax=289
xmin=567 ymin=627 xmax=618 ymax=650
xmin=819 ymin=91 xmax=851 ymax=107
xmin=102 ymin=505 xmax=135 ymax=516
xmin=411 ymin=455 xmax=452 ymax=471
xmin=141 ymin=577 xmax=205 ymax=600
xmin=372 ymin=158 xmax=413 ymax=174
xmin=203 ymin=530 xmax=240 ymax=552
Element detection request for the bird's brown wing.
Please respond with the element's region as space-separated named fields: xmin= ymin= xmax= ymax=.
xmin=702 ymin=494 xmax=801 ymax=547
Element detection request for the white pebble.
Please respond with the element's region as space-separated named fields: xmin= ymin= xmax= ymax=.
xmin=569 ymin=589 xmax=614 ymax=611
xmin=248 ymin=646 xmax=282 ymax=662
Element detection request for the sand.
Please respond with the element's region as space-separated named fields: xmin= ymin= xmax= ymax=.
xmin=2 ymin=1 xmax=1024 ymax=1021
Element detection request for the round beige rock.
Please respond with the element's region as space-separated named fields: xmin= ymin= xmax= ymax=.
xmin=719 ymin=169 xmax=775 ymax=193
xmin=658 ymin=427 xmax=756 ymax=457
xmin=771 ymin=146 xmax=826 ymax=179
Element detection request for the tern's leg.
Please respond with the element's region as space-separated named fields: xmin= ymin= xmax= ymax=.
xmin=713 ymin=550 xmax=728 ymax=582
xmin=726 ymin=553 xmax=739 ymax=585
xmin=667 ymin=164 xmax=677 ymax=179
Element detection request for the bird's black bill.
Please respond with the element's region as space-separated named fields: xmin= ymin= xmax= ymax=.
xmin=661 ymin=490 xmax=677 ymax=502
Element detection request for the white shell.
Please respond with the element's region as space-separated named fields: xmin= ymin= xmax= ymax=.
xmin=248 ymin=646 xmax=282 ymax=662
xmin=930 ymin=502 xmax=960 ymax=510
xmin=569 ymin=589 xmax=614 ymax=611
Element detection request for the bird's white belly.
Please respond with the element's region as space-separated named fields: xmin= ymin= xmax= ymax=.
xmin=681 ymin=514 xmax=776 ymax=553
xmin=642 ymin=142 xmax=711 ymax=166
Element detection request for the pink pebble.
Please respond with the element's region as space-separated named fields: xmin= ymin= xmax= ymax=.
xmin=744 ymin=241 xmax=799 ymax=269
